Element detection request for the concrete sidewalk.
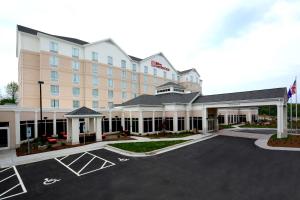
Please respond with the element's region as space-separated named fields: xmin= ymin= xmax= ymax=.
xmin=0 ymin=133 xmax=213 ymax=168
xmin=218 ymin=129 xmax=269 ymax=139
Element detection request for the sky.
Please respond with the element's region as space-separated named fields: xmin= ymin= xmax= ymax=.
xmin=0 ymin=0 xmax=300 ymax=100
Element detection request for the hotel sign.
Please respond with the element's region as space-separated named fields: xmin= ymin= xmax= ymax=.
xmin=151 ymin=60 xmax=170 ymax=71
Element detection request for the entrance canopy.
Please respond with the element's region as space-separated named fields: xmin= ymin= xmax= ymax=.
xmin=64 ymin=107 xmax=104 ymax=144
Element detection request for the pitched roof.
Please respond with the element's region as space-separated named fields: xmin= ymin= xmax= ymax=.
xmin=157 ymin=82 xmax=185 ymax=89
xmin=17 ymin=25 xmax=89 ymax=45
xmin=128 ymin=55 xmax=143 ymax=62
xmin=178 ymin=68 xmax=200 ymax=77
xmin=65 ymin=106 xmax=101 ymax=116
xmin=193 ymin=88 xmax=287 ymax=104
xmin=120 ymin=92 xmax=199 ymax=106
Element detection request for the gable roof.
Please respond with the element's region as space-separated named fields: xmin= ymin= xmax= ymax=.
xmin=141 ymin=52 xmax=178 ymax=73
xmin=120 ymin=92 xmax=199 ymax=107
xmin=128 ymin=55 xmax=143 ymax=62
xmin=17 ymin=25 xmax=89 ymax=45
xmin=65 ymin=106 xmax=101 ymax=116
xmin=193 ymin=88 xmax=287 ymax=104
xmin=178 ymin=68 xmax=200 ymax=77
xmin=157 ymin=82 xmax=185 ymax=89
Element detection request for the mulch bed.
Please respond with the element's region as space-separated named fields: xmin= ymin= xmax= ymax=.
xmin=102 ymin=134 xmax=135 ymax=141
xmin=268 ymin=134 xmax=300 ymax=148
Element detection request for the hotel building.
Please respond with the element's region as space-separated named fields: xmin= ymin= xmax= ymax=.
xmin=0 ymin=25 xmax=288 ymax=151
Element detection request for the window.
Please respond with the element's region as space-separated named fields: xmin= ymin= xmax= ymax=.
xmin=177 ymin=75 xmax=180 ymax=81
xmin=192 ymin=117 xmax=202 ymax=130
xmin=108 ymin=102 xmax=114 ymax=109
xmin=73 ymin=100 xmax=80 ymax=108
xmin=107 ymin=67 xmax=113 ymax=77
xmin=72 ymin=47 xmax=79 ymax=58
xmin=102 ymin=118 xmax=109 ymax=132
xmin=51 ymin=99 xmax=59 ymax=108
xmin=190 ymin=75 xmax=194 ymax=82
xmin=143 ymin=118 xmax=153 ymax=133
xmin=108 ymin=90 xmax=113 ymax=99
xmin=157 ymin=88 xmax=170 ymax=93
xmin=143 ymin=84 xmax=147 ymax=93
xmin=144 ymin=66 xmax=148 ymax=74
xmin=132 ymin=64 xmax=137 ymax=72
xmin=50 ymin=85 xmax=59 ymax=96
xmin=92 ymin=101 xmax=98 ymax=109
xmin=153 ymin=68 xmax=157 ymax=77
xmin=121 ymin=60 xmax=126 ymax=69
xmin=72 ymin=60 xmax=80 ymax=71
xmin=50 ymin=55 xmax=58 ymax=67
xmin=178 ymin=117 xmax=185 ymax=131
xmin=155 ymin=117 xmax=163 ymax=131
xmin=144 ymin=75 xmax=148 ymax=83
xmin=122 ymin=91 xmax=127 ymax=100
xmin=172 ymin=73 xmax=175 ymax=81
xmin=125 ymin=118 xmax=130 ymax=131
xmin=122 ymin=70 xmax=126 ymax=79
xmin=132 ymin=118 xmax=139 ymax=133
xmin=107 ymin=56 xmax=113 ymax=65
xmin=72 ymin=74 xmax=80 ymax=83
xmin=121 ymin=81 xmax=127 ymax=90
xmin=72 ymin=87 xmax=80 ymax=96
xmin=132 ymin=83 xmax=137 ymax=91
xmin=132 ymin=73 xmax=137 ymax=82
xmin=108 ymin=79 xmax=113 ymax=88
xmin=92 ymin=76 xmax=99 ymax=85
xmin=51 ymin=71 xmax=58 ymax=81
xmin=163 ymin=71 xmax=167 ymax=79
xmin=92 ymin=64 xmax=98 ymax=74
xmin=218 ymin=115 xmax=225 ymax=124
xmin=165 ymin=117 xmax=173 ymax=131
xmin=92 ymin=89 xmax=99 ymax=97
xmin=49 ymin=41 xmax=58 ymax=52
xmin=112 ymin=117 xmax=121 ymax=132
xmin=92 ymin=52 xmax=98 ymax=61
xmin=132 ymin=93 xmax=138 ymax=98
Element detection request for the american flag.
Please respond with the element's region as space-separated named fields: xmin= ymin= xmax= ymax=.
xmin=291 ymin=80 xmax=297 ymax=94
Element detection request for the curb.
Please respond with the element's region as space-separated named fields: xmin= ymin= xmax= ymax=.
xmin=104 ymin=134 xmax=217 ymax=157
xmin=255 ymin=134 xmax=300 ymax=152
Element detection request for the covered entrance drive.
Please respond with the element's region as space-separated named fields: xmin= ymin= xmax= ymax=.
xmin=194 ymin=88 xmax=288 ymax=138
xmin=65 ymin=107 xmax=104 ymax=145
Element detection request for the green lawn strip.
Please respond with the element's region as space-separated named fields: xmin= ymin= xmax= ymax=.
xmin=109 ymin=140 xmax=188 ymax=153
xmin=148 ymin=133 xmax=194 ymax=138
xmin=239 ymin=124 xmax=276 ymax=128
xmin=219 ymin=124 xmax=234 ymax=129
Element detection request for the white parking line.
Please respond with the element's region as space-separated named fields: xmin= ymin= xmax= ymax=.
xmin=58 ymin=155 xmax=69 ymax=161
xmin=55 ymin=151 xmax=116 ymax=177
xmin=0 ymin=166 xmax=27 ymax=200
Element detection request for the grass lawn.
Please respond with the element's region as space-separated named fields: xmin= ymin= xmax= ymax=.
xmin=219 ymin=124 xmax=234 ymax=129
xmin=268 ymin=134 xmax=300 ymax=148
xmin=109 ymin=140 xmax=187 ymax=153
xmin=240 ymin=124 xmax=276 ymax=128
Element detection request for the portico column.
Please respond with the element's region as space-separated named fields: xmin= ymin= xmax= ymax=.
xmin=277 ymin=104 xmax=287 ymax=138
xmin=224 ymin=113 xmax=228 ymax=125
xmin=173 ymin=111 xmax=178 ymax=132
xmin=247 ymin=112 xmax=252 ymax=124
xmin=186 ymin=107 xmax=190 ymax=130
xmin=121 ymin=112 xmax=125 ymax=129
xmin=15 ymin=111 xmax=20 ymax=146
xmin=109 ymin=111 xmax=112 ymax=133
xmin=34 ymin=111 xmax=38 ymax=138
xmin=96 ymin=117 xmax=102 ymax=141
xmin=139 ymin=110 xmax=143 ymax=134
xmin=71 ymin=118 xmax=80 ymax=145
xmin=53 ymin=112 xmax=57 ymax=136
xmin=66 ymin=118 xmax=72 ymax=142
xmin=152 ymin=111 xmax=155 ymax=133
xmin=129 ymin=111 xmax=133 ymax=133
xmin=214 ymin=112 xmax=218 ymax=131
xmin=89 ymin=118 xmax=95 ymax=132
xmin=202 ymin=107 xmax=207 ymax=134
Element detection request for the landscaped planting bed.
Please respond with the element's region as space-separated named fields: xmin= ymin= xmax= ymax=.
xmin=144 ymin=131 xmax=197 ymax=138
xmin=268 ymin=134 xmax=300 ymax=148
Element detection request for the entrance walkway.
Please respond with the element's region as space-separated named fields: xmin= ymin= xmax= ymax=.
xmin=218 ymin=129 xmax=270 ymax=139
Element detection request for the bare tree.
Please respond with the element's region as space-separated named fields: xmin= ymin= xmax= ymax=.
xmin=6 ymin=82 xmax=18 ymax=102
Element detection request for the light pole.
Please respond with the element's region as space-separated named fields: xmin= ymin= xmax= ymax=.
xmin=38 ymin=81 xmax=44 ymax=136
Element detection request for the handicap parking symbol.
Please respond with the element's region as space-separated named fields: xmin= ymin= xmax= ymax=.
xmin=43 ymin=178 xmax=61 ymax=186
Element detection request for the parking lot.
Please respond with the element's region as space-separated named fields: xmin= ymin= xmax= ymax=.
xmin=2 ymin=136 xmax=300 ymax=200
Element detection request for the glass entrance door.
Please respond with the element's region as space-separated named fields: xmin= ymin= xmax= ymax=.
xmin=0 ymin=128 xmax=9 ymax=149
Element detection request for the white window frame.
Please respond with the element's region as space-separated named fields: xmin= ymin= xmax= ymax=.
xmin=72 ymin=74 xmax=80 ymax=84
xmin=51 ymin=85 xmax=59 ymax=96
xmin=49 ymin=41 xmax=58 ymax=53
xmin=72 ymin=47 xmax=79 ymax=58
xmin=72 ymin=60 xmax=80 ymax=71
xmin=92 ymin=52 xmax=98 ymax=61
xmin=50 ymin=55 xmax=58 ymax=67
xmin=51 ymin=71 xmax=58 ymax=81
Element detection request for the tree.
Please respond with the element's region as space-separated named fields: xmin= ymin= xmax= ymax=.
xmin=6 ymin=82 xmax=18 ymax=102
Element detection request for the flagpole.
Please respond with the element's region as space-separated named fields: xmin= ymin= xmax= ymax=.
xmin=296 ymin=76 xmax=298 ymax=134
xmin=290 ymin=96 xmax=293 ymax=131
